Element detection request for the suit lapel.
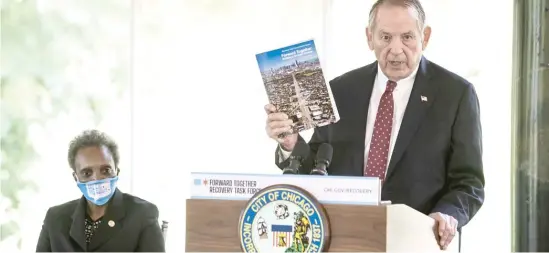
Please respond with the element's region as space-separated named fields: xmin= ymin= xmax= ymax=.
xmin=69 ymin=197 xmax=88 ymax=251
xmin=352 ymin=63 xmax=377 ymax=175
xmin=386 ymin=57 xmax=437 ymax=180
xmin=88 ymin=189 xmax=126 ymax=252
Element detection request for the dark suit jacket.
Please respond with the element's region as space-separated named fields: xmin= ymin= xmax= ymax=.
xmin=36 ymin=189 xmax=165 ymax=252
xmin=275 ymin=57 xmax=485 ymax=228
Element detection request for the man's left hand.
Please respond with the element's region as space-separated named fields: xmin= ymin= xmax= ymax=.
xmin=428 ymin=212 xmax=458 ymax=250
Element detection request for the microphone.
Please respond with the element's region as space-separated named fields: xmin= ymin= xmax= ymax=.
xmin=310 ymin=143 xmax=333 ymax=176
xmin=282 ymin=141 xmax=310 ymax=175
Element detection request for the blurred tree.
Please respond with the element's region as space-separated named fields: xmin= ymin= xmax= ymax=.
xmin=1 ymin=0 xmax=130 ymax=249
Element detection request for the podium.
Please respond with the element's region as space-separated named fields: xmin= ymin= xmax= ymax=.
xmin=186 ymin=173 xmax=459 ymax=252
xmin=186 ymin=201 xmax=459 ymax=252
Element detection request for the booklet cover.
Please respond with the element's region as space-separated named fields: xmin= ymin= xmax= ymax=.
xmin=255 ymin=39 xmax=340 ymax=133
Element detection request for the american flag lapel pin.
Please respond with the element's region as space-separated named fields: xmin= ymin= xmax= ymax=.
xmin=420 ymin=96 xmax=428 ymax=102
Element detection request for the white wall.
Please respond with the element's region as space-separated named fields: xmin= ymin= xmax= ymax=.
xmin=131 ymin=0 xmax=512 ymax=251
xmin=132 ymin=1 xmax=326 ymax=251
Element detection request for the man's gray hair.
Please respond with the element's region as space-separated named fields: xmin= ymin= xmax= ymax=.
xmin=368 ymin=0 xmax=426 ymax=30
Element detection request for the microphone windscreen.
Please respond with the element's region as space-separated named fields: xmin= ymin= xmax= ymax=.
xmin=316 ymin=143 xmax=333 ymax=163
xmin=292 ymin=141 xmax=310 ymax=160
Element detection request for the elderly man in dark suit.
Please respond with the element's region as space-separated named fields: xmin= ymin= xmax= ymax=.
xmin=264 ymin=0 xmax=484 ymax=250
xmin=36 ymin=130 xmax=165 ymax=252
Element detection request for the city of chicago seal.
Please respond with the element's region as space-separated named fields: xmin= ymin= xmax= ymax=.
xmin=238 ymin=184 xmax=330 ymax=253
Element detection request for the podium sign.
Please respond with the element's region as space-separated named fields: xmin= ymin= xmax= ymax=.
xmin=186 ymin=173 xmax=458 ymax=252
xmin=190 ymin=172 xmax=381 ymax=205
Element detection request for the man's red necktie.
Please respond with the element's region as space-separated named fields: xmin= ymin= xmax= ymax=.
xmin=364 ymin=80 xmax=397 ymax=182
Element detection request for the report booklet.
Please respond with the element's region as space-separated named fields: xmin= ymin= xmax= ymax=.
xmin=255 ymin=39 xmax=340 ymax=133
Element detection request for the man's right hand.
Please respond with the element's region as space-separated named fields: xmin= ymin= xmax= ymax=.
xmin=264 ymin=104 xmax=298 ymax=151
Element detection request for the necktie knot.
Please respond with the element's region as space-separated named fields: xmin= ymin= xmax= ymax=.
xmin=386 ymin=80 xmax=397 ymax=93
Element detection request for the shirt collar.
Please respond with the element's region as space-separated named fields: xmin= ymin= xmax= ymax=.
xmin=375 ymin=62 xmax=421 ymax=90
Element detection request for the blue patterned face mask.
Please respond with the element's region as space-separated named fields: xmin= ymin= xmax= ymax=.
xmin=77 ymin=176 xmax=119 ymax=206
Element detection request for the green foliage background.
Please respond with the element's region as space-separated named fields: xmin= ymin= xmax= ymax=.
xmin=1 ymin=0 xmax=130 ymax=249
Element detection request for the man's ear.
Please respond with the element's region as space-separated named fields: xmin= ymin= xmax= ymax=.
xmin=116 ymin=167 xmax=121 ymax=176
xmin=422 ymin=25 xmax=432 ymax=50
xmin=72 ymin=172 xmax=78 ymax=182
xmin=366 ymin=27 xmax=374 ymax=50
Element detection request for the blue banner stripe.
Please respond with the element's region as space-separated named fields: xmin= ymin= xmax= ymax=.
xmin=271 ymin=224 xmax=293 ymax=232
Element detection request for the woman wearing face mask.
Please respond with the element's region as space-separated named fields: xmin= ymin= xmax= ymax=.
xmin=36 ymin=130 xmax=165 ymax=252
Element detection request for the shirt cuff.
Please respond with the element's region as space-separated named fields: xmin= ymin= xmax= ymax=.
xmin=277 ymin=144 xmax=292 ymax=163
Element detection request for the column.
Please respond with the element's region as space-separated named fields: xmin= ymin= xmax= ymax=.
xmin=512 ymin=0 xmax=549 ymax=251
